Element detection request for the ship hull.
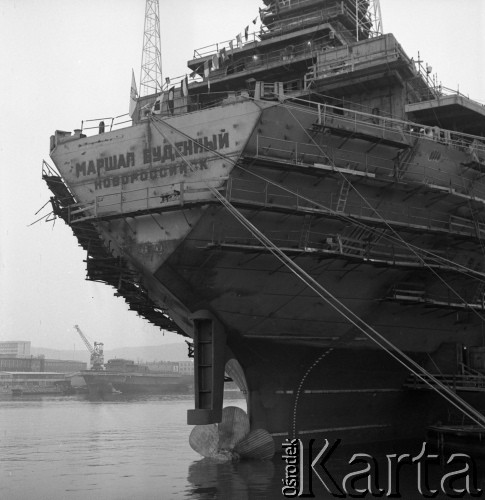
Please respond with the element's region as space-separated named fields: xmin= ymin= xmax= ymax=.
xmin=53 ymin=101 xmax=484 ymax=354
xmin=46 ymin=72 xmax=485 ymax=450
xmin=232 ymin=339 xmax=485 ymax=450
xmin=81 ymin=371 xmax=192 ymax=397
xmin=11 ymin=386 xmax=66 ymax=396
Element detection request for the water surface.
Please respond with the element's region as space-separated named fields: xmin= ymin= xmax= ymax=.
xmin=2 ymin=394 xmax=484 ymax=499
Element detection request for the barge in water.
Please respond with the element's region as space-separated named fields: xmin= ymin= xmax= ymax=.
xmin=81 ymin=358 xmax=192 ymax=397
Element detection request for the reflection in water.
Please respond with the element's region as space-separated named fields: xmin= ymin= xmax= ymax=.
xmin=5 ymin=395 xmax=484 ymax=499
xmin=1 ymin=395 xmax=262 ymax=500
xmin=187 ymin=458 xmax=274 ymax=499
xmin=189 ymin=406 xmax=275 ymax=462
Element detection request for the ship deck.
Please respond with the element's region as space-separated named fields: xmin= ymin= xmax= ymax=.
xmin=406 ymin=94 xmax=485 ymax=135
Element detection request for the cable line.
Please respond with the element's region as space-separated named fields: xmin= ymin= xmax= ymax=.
xmin=150 ymin=113 xmax=485 ymax=429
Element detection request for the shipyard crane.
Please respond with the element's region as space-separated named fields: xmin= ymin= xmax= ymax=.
xmin=139 ymin=0 xmax=162 ymax=97
xmin=355 ymin=0 xmax=383 ymax=40
xmin=74 ymin=325 xmax=105 ymax=370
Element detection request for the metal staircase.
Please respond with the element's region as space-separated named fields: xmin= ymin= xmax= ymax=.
xmin=299 ymin=214 xmax=313 ymax=248
xmin=340 ymin=225 xmax=384 ymax=256
xmin=396 ymin=138 xmax=419 ymax=180
xmin=336 ymin=178 xmax=352 ymax=213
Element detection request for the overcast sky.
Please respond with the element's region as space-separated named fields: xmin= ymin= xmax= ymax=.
xmin=1 ymin=0 xmax=484 ymax=351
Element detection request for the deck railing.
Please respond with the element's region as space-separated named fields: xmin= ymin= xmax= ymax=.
xmin=192 ymin=32 xmax=262 ymax=60
xmin=404 ymin=373 xmax=485 ymax=391
xmin=252 ymin=129 xmax=485 ymax=203
xmin=211 ymin=224 xmax=461 ymax=274
xmin=65 ymin=178 xmax=226 ymax=224
xmin=80 ymin=114 xmax=131 ymax=134
xmin=226 ymin=176 xmax=485 ymax=240
xmin=312 ymin=101 xmax=485 ymax=155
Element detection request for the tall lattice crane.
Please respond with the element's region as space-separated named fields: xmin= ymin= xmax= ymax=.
xmin=355 ymin=0 xmax=383 ymax=41
xmin=74 ymin=325 xmax=105 ymax=370
xmin=139 ymin=0 xmax=162 ymax=97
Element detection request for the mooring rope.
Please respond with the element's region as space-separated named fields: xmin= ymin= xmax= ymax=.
xmin=151 ymin=108 xmax=485 ymax=289
xmin=150 ymin=114 xmax=485 ymax=429
xmin=283 ymin=103 xmax=485 ymax=324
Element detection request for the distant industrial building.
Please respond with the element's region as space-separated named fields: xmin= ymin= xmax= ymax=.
xmin=144 ymin=359 xmax=194 ymax=375
xmin=0 ymin=341 xmax=31 ymax=358
xmin=0 ymin=342 xmax=87 ymax=393
xmin=0 ymin=356 xmax=86 ymax=373
xmin=0 ymin=372 xmax=69 ymax=390
xmin=0 ymin=341 xmax=86 ymax=373
xmin=177 ymin=360 xmax=194 ymax=376
xmin=44 ymin=359 xmax=87 ymax=373
xmin=0 ymin=357 xmax=43 ymax=372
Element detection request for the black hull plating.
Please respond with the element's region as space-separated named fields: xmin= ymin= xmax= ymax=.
xmin=235 ymin=339 xmax=485 ymax=450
